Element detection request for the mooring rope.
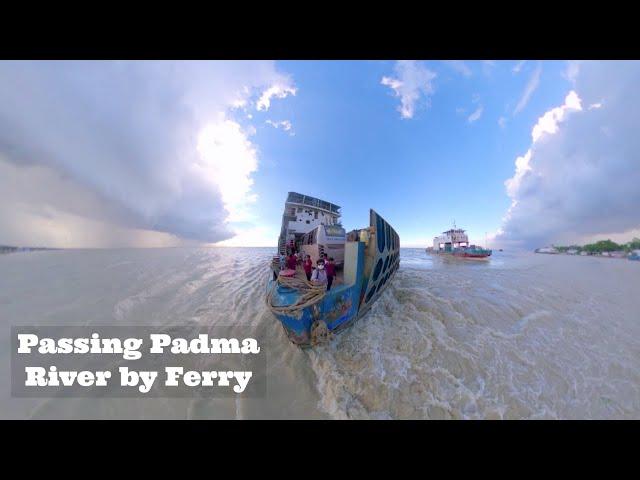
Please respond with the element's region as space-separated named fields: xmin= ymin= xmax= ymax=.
xmin=265 ymin=268 xmax=328 ymax=315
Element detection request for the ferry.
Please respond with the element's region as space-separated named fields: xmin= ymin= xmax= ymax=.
xmin=266 ymin=192 xmax=400 ymax=346
xmin=535 ymin=246 xmax=560 ymax=254
xmin=427 ymin=225 xmax=491 ymax=259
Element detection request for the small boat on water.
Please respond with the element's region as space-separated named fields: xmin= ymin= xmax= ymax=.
xmin=426 ymin=225 xmax=491 ymax=259
xmin=629 ymin=250 xmax=640 ymax=261
xmin=535 ymin=246 xmax=559 ymax=254
xmin=266 ymin=192 xmax=400 ymax=346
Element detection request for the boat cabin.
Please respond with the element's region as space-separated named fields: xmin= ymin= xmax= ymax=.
xmin=433 ymin=228 xmax=469 ymax=252
xmin=300 ymin=224 xmax=346 ymax=267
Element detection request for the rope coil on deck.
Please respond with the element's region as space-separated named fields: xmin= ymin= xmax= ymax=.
xmin=266 ymin=264 xmax=334 ymax=345
xmin=266 ymin=269 xmax=328 ymax=315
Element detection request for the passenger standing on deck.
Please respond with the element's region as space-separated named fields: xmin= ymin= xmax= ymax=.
xmin=279 ymin=253 xmax=286 ymax=271
xmin=310 ymin=259 xmax=328 ymax=285
xmin=325 ymin=257 xmax=336 ymax=291
xmin=287 ymin=252 xmax=297 ymax=270
xmin=303 ymin=254 xmax=313 ymax=281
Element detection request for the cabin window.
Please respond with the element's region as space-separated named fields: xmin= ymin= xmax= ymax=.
xmin=325 ymin=225 xmax=345 ymax=237
xmin=306 ymin=220 xmax=310 ymax=224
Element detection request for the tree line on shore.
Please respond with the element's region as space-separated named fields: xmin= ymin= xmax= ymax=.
xmin=554 ymin=238 xmax=640 ymax=254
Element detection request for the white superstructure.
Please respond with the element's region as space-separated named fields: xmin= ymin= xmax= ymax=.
xmin=278 ymin=192 xmax=341 ymax=254
xmin=536 ymin=246 xmax=559 ymax=254
xmin=433 ymin=228 xmax=469 ymax=251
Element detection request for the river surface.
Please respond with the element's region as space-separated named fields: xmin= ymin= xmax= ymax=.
xmin=1 ymin=247 xmax=639 ymax=419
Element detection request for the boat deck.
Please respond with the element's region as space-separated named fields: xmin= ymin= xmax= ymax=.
xmin=271 ymin=259 xmax=345 ymax=286
xmin=282 ymin=265 xmax=344 ymax=286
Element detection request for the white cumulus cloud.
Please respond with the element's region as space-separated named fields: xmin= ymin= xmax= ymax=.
xmin=497 ymin=61 xmax=640 ymax=248
xmin=196 ymin=118 xmax=259 ymax=223
xmin=381 ymin=61 xmax=437 ymax=119
xmin=256 ymin=82 xmax=297 ymax=111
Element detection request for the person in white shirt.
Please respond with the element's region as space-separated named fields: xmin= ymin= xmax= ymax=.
xmin=310 ymin=259 xmax=328 ymax=285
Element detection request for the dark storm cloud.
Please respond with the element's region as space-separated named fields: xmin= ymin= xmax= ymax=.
xmin=0 ymin=61 xmax=291 ymax=244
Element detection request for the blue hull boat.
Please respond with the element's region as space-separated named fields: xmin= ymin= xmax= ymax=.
xmin=266 ymin=209 xmax=400 ymax=346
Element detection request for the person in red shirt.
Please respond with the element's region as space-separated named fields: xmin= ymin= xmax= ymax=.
xmin=302 ymin=254 xmax=313 ymax=281
xmin=287 ymin=252 xmax=297 ymax=270
xmin=325 ymin=257 xmax=336 ymax=291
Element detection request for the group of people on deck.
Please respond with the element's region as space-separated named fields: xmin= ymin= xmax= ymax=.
xmin=278 ymin=249 xmax=336 ymax=291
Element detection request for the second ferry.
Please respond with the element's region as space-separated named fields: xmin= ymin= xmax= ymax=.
xmin=426 ymin=224 xmax=492 ymax=259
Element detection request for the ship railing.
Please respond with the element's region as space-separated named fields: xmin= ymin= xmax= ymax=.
xmin=286 ymin=192 xmax=341 ymax=215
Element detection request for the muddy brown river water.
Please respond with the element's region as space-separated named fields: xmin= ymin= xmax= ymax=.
xmin=1 ymin=247 xmax=638 ymax=419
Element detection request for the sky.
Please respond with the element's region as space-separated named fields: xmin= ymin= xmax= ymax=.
xmin=0 ymin=60 xmax=638 ymax=249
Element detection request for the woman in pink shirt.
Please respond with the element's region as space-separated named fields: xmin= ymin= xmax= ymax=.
xmin=303 ymin=254 xmax=313 ymax=281
xmin=325 ymin=257 xmax=336 ymax=291
xmin=286 ymin=253 xmax=297 ymax=270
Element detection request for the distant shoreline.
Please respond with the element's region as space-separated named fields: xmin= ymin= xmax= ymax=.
xmin=0 ymin=245 xmax=61 ymax=255
xmin=535 ymin=238 xmax=640 ymax=260
xmin=535 ymin=250 xmax=636 ymax=260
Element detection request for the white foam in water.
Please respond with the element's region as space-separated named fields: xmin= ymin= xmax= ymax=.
xmin=1 ymin=247 xmax=639 ymax=419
